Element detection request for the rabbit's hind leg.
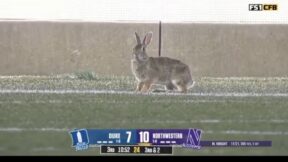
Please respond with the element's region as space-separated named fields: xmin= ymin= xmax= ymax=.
xmin=172 ymin=80 xmax=188 ymax=93
xmin=136 ymin=82 xmax=145 ymax=92
xmin=179 ymin=85 xmax=187 ymax=93
xmin=141 ymin=81 xmax=153 ymax=93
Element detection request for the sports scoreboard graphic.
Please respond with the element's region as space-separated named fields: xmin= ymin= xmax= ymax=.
xmin=70 ymin=128 xmax=201 ymax=154
xmin=69 ymin=128 xmax=272 ymax=155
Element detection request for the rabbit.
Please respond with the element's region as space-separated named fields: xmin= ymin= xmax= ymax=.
xmin=131 ymin=31 xmax=195 ymax=93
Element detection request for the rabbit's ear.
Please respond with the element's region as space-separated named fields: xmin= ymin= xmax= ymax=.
xmin=143 ymin=32 xmax=153 ymax=47
xmin=135 ymin=32 xmax=141 ymax=45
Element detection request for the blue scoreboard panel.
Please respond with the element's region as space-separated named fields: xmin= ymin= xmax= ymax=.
xmin=70 ymin=128 xmax=272 ymax=154
xmin=70 ymin=128 xmax=202 ymax=154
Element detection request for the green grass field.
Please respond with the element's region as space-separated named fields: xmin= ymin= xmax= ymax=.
xmin=0 ymin=74 xmax=288 ymax=155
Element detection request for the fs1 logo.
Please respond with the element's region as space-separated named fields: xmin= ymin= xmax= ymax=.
xmin=249 ymin=4 xmax=278 ymax=11
xmin=183 ymin=128 xmax=202 ymax=149
xmin=70 ymin=129 xmax=89 ymax=151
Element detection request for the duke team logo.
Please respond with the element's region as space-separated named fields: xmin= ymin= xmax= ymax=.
xmin=70 ymin=129 xmax=89 ymax=151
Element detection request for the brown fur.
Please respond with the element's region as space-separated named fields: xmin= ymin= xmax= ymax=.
xmin=131 ymin=32 xmax=194 ymax=93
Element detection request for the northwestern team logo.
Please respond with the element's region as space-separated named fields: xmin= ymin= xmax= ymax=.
xmin=183 ymin=128 xmax=202 ymax=149
xmin=70 ymin=129 xmax=89 ymax=151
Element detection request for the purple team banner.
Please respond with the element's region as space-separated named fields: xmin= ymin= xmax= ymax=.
xmin=137 ymin=129 xmax=202 ymax=149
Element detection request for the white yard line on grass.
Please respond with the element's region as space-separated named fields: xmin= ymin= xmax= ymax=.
xmin=221 ymin=130 xmax=288 ymax=135
xmin=0 ymin=99 xmax=273 ymax=104
xmin=1 ymin=89 xmax=288 ymax=97
xmin=0 ymin=128 xmax=68 ymax=132
xmin=141 ymin=119 xmax=288 ymax=124
xmin=0 ymin=127 xmax=288 ymax=135
xmin=86 ymin=119 xmax=288 ymax=124
xmin=201 ymin=130 xmax=288 ymax=135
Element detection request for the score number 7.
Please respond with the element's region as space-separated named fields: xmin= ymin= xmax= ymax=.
xmin=126 ymin=131 xmax=132 ymax=143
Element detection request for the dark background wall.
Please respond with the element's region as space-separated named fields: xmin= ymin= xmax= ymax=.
xmin=0 ymin=21 xmax=287 ymax=77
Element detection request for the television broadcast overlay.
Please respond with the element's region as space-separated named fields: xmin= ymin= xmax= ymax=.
xmin=69 ymin=128 xmax=272 ymax=155
xmin=1 ymin=0 xmax=288 ymax=156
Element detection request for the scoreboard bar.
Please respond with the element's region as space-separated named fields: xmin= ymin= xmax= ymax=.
xmin=70 ymin=128 xmax=202 ymax=146
xmin=70 ymin=128 xmax=272 ymax=152
xmin=100 ymin=145 xmax=173 ymax=155
xmin=70 ymin=128 xmax=202 ymax=150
